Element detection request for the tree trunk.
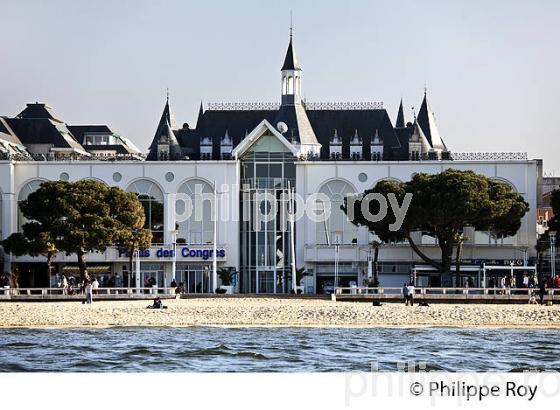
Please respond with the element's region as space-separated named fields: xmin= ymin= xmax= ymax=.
xmin=455 ymin=240 xmax=464 ymax=287
xmin=407 ymin=234 xmax=443 ymax=271
xmin=439 ymin=239 xmax=454 ymax=275
xmin=537 ymin=251 xmax=543 ymax=282
xmin=373 ymin=246 xmax=380 ymax=287
xmin=128 ymin=246 xmax=135 ymax=282
xmin=77 ymin=250 xmax=89 ymax=281
xmin=46 ymin=250 xmax=54 ymax=287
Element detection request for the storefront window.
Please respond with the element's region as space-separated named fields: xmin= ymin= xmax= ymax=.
xmin=176 ymin=264 xmax=211 ymax=293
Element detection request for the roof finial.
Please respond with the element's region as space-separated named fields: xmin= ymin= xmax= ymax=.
xmin=424 ymin=81 xmax=427 ymax=97
xmin=289 ymin=10 xmax=293 ymax=39
xmin=166 ymin=87 xmax=169 ymax=102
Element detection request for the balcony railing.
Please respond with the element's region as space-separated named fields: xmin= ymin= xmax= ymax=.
xmin=240 ymin=178 xmax=296 ymax=190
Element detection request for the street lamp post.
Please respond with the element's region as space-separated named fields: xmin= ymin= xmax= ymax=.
xmin=550 ymin=230 xmax=557 ymax=280
xmin=334 ymin=240 xmax=340 ymax=293
xmin=171 ymin=229 xmax=178 ymax=293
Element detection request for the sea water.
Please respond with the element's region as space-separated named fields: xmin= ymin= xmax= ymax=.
xmin=0 ymin=327 xmax=558 ymax=372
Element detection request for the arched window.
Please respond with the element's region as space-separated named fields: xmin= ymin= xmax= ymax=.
xmin=287 ymin=76 xmax=294 ymax=94
xmin=17 ymin=179 xmax=44 ymax=230
xmin=490 ymin=177 xmax=518 ymax=193
xmin=176 ymin=179 xmax=214 ymax=244
xmin=316 ymin=179 xmax=358 ymax=245
xmin=126 ymin=179 xmax=164 ymax=244
xmin=474 ymin=177 xmax=519 ymax=246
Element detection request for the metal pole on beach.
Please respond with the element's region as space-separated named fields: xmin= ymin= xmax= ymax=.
xmin=289 ymin=183 xmax=297 ymax=294
xmin=334 ymin=241 xmax=339 ymax=293
xmin=135 ymin=249 xmax=141 ymax=294
xmin=213 ymin=182 xmax=218 ymax=293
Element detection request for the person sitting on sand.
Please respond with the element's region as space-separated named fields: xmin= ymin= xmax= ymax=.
xmin=528 ymin=291 xmax=538 ymax=305
xmin=147 ymin=296 xmax=167 ymax=309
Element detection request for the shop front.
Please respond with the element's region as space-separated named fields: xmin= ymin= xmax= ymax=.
xmin=176 ymin=264 xmax=215 ymax=293
xmin=315 ymin=262 xmax=362 ymax=294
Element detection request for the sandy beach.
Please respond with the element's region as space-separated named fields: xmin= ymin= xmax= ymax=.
xmin=1 ymin=298 xmax=560 ymax=328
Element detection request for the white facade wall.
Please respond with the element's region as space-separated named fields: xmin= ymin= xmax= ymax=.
xmin=0 ymin=157 xmax=539 ymax=292
xmin=2 ymin=160 xmax=240 ymax=287
xmin=295 ymin=160 xmax=539 ymax=291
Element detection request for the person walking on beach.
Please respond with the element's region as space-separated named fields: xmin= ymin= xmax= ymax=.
xmin=84 ymin=280 xmax=93 ymax=304
xmin=402 ymin=282 xmax=409 ymax=305
xmin=538 ymin=281 xmax=547 ymax=305
xmin=406 ymin=283 xmax=415 ymax=306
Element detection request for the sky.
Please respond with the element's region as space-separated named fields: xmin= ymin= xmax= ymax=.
xmin=1 ymin=0 xmax=559 ymax=172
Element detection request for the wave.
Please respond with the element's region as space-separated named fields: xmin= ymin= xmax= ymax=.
xmin=2 ymin=342 xmax=37 ymax=348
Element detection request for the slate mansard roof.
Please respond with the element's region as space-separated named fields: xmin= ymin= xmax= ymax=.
xmin=147 ymin=36 xmax=449 ymax=161
xmin=1 ymin=103 xmax=142 ymax=159
xmin=167 ymin=105 xmax=403 ymax=161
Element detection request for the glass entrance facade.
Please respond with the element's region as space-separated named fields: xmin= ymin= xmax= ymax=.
xmin=240 ymin=151 xmax=296 ymax=293
xmin=176 ymin=263 xmax=211 ymax=293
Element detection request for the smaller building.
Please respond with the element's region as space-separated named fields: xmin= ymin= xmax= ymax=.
xmin=1 ymin=103 xmax=142 ymax=160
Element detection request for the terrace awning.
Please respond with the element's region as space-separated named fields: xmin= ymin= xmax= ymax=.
xmin=62 ymin=265 xmax=111 ymax=274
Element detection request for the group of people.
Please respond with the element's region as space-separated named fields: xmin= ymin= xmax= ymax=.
xmin=528 ymin=277 xmax=560 ymax=305
xmin=56 ymin=274 xmax=99 ymax=296
xmin=491 ymin=273 xmax=540 ymax=290
xmin=402 ymin=282 xmax=415 ymax=306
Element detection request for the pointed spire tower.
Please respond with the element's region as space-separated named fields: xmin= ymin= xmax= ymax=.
xmin=395 ymin=99 xmax=405 ymax=128
xmin=274 ymin=25 xmax=320 ymax=156
xmin=281 ymin=28 xmax=302 ymax=105
xmin=407 ymin=116 xmax=432 ymax=160
xmin=147 ymin=93 xmax=182 ymax=160
xmin=417 ymin=90 xmax=447 ymax=151
xmin=195 ymin=101 xmax=204 ymax=130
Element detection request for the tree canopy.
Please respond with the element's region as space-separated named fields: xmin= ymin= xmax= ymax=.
xmin=2 ymin=180 xmax=151 ymax=282
xmin=108 ymin=187 xmax=152 ymax=275
xmin=343 ymin=169 xmax=529 ymax=279
xmin=2 ymin=181 xmax=69 ymax=281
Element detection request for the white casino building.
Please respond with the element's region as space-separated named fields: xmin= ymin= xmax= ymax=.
xmin=0 ymin=36 xmax=542 ymax=293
